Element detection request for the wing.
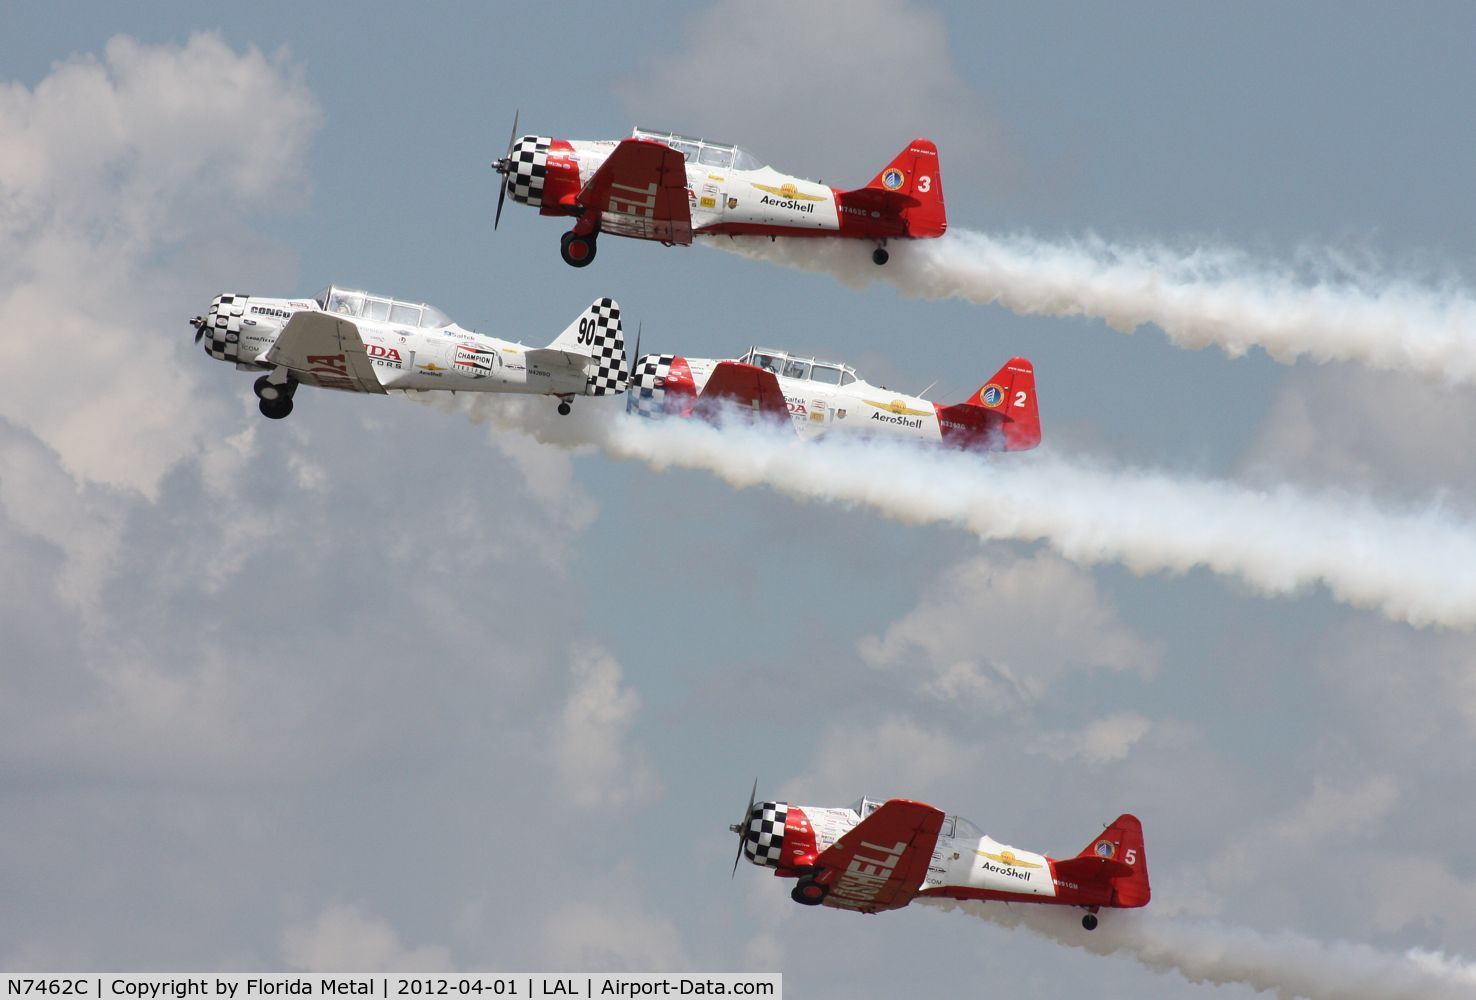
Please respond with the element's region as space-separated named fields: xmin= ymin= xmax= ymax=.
xmin=691 ymin=362 xmax=791 ymax=427
xmin=577 ymin=139 xmax=693 ymax=245
xmin=815 ymin=799 xmax=945 ymax=912
xmin=263 ymin=312 xmax=387 ymax=394
xmin=523 ymin=347 xmax=589 ymax=373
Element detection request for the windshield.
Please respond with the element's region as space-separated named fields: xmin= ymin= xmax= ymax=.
xmin=633 ymin=127 xmax=765 ymax=172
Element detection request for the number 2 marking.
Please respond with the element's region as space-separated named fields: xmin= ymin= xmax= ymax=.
xmin=1013 ymin=390 xmax=1027 ymax=407
xmin=917 ymin=175 xmax=932 ymax=193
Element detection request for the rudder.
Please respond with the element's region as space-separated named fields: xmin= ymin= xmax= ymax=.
xmin=1077 ymin=814 xmax=1150 ymax=908
xmin=864 ymin=138 xmax=946 ymax=237
xmin=963 ymin=357 xmax=1040 ymax=451
xmin=549 ymin=297 xmax=628 ymax=396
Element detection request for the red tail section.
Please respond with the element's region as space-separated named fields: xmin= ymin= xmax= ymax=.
xmin=935 ymin=357 xmax=1040 ymax=452
xmin=1076 ymin=814 xmax=1150 ymax=908
xmin=866 ymin=138 xmax=945 ymax=237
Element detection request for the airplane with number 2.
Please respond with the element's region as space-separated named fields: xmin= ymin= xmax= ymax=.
xmin=731 ymin=786 xmax=1149 ymax=929
xmin=630 ymin=345 xmax=1040 ymax=452
xmin=492 ymin=117 xmax=946 ymax=268
xmin=191 ymin=286 xmax=628 ymax=419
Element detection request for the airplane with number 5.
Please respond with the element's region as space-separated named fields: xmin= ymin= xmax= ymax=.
xmin=191 ymin=286 xmax=628 ymax=419
xmin=731 ymin=787 xmax=1149 ymax=929
xmin=630 ymin=345 xmax=1040 ymax=452
xmin=492 ymin=117 xmax=946 ymax=268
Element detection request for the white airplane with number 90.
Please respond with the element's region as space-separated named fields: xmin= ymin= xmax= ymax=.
xmin=192 ymin=286 xmax=628 ymax=419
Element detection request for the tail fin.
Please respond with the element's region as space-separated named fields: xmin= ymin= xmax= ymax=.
xmin=935 ymin=357 xmax=1040 ymax=451
xmin=548 ymin=297 xmax=628 ymax=396
xmin=1077 ymin=814 xmax=1150 ymax=908
xmin=861 ymin=138 xmax=946 ymax=237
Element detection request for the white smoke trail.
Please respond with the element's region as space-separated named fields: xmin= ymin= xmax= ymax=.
xmin=443 ymin=394 xmax=1476 ymax=630
xmin=916 ymin=898 xmax=1476 ymax=1000
xmin=712 ymin=231 xmax=1476 ymax=382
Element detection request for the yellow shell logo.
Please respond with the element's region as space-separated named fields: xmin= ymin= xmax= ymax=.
xmin=780 ymin=183 xmax=798 ymax=198
xmin=999 ymin=850 xmax=1019 ymax=865
xmin=889 ymin=399 xmax=908 ymax=413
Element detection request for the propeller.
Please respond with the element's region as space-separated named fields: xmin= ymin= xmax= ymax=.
xmin=190 ymin=315 xmax=208 ymax=344
xmin=626 ymin=321 xmax=642 ymax=415
xmin=491 ymin=109 xmax=520 ymax=230
xmin=730 ymin=778 xmax=759 ymax=877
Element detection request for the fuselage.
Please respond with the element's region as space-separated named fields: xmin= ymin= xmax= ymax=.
xmin=513 ymin=129 xmax=945 ymax=243
xmin=200 ymin=287 xmax=590 ymax=397
xmin=748 ymin=799 xmax=1104 ymax=911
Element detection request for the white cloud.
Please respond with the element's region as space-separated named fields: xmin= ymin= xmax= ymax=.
xmin=538 ymin=900 xmax=688 ymax=973
xmin=617 ymin=0 xmax=1006 ymax=188
xmin=282 ymin=904 xmax=453 ymax=972
xmin=1030 ymin=712 xmax=1153 ymax=765
xmin=553 ymin=645 xmax=660 ymax=810
xmin=859 ymin=550 xmax=1158 ymax=708
xmin=0 ymin=33 xmax=320 ymax=499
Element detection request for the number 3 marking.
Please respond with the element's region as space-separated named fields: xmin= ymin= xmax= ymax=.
xmin=1013 ymin=390 xmax=1027 ymax=407
xmin=917 ymin=175 xmax=932 ymax=193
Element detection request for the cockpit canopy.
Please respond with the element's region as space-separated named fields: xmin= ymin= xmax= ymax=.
xmin=740 ymin=346 xmax=858 ymax=387
xmin=632 ymin=127 xmax=765 ymax=171
xmin=314 ymin=285 xmax=453 ymax=329
xmin=850 ymin=797 xmax=982 ymax=840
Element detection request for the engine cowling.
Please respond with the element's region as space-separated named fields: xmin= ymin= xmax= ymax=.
xmin=504 ymin=136 xmax=582 ymax=214
xmin=740 ymin=800 xmax=819 ymax=871
xmin=629 ymin=353 xmax=696 ymax=416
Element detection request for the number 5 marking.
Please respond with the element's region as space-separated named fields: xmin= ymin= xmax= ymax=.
xmin=1125 ymin=849 xmax=1137 ymax=865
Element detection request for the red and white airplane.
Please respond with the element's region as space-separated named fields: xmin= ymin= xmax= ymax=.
xmin=732 ymin=788 xmax=1149 ymax=930
xmin=630 ymin=346 xmax=1040 ymax=452
xmin=492 ymin=119 xmax=946 ymax=267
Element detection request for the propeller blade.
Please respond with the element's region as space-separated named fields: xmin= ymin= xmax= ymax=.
xmin=731 ymin=778 xmax=758 ymax=877
xmin=493 ymin=109 xmax=520 ymax=230
xmin=191 ymin=316 xmax=206 ymax=344
xmin=626 ymin=321 xmax=642 ymax=415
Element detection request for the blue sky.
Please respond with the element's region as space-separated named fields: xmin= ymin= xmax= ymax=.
xmin=3 ymin=3 xmax=1476 ymax=996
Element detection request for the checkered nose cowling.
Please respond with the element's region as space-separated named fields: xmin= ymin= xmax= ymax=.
xmin=743 ymin=801 xmax=789 ymax=868
xmin=200 ymin=294 xmax=247 ymax=363
xmin=505 ymin=135 xmax=552 ymax=207
xmin=629 ymin=353 xmax=676 ymax=416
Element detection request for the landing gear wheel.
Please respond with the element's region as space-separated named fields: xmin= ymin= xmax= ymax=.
xmin=259 ymin=396 xmax=293 ymax=420
xmin=872 ymin=246 xmax=889 ymax=266
xmin=1081 ymin=913 xmax=1098 ymax=931
xmin=560 ymin=231 xmax=597 ymax=267
xmin=791 ymin=879 xmax=828 ymax=906
xmin=557 ymin=401 xmax=572 ymax=416
xmin=254 ymin=374 xmax=296 ymax=402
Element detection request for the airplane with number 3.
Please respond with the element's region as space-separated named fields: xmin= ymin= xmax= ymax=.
xmin=192 ymin=286 xmax=628 ymax=419
xmin=492 ymin=117 xmax=946 ymax=268
xmin=731 ymin=786 xmax=1149 ymax=930
xmin=630 ymin=346 xmax=1040 ymax=452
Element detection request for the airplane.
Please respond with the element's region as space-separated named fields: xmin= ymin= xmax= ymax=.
xmin=190 ymin=286 xmax=628 ymax=419
xmin=491 ymin=118 xmax=946 ymax=268
xmin=629 ymin=346 xmax=1041 ymax=452
xmin=730 ymin=786 xmax=1149 ymax=930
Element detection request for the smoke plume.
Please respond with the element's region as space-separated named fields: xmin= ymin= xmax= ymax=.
xmin=445 ymin=395 xmax=1476 ymax=629
xmin=714 ymin=231 xmax=1476 ymax=382
xmin=918 ymin=898 xmax=1476 ymax=1000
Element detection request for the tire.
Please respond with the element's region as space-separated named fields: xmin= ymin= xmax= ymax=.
xmin=557 ymin=401 xmax=572 ymax=415
xmin=872 ymin=247 xmax=890 ymax=266
xmin=791 ymin=879 xmax=827 ymax=906
xmin=560 ymin=231 xmax=597 ymax=267
xmin=1081 ymin=913 xmax=1098 ymax=931
xmin=259 ymin=396 xmax=293 ymax=420
xmin=254 ymin=374 xmax=296 ymax=401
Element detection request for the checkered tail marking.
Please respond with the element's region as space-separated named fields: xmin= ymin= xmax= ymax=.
xmin=743 ymin=801 xmax=788 ymax=868
xmin=582 ymin=297 xmax=628 ymax=396
xmin=630 ymin=353 xmax=676 ymax=415
xmin=507 ymin=135 xmax=551 ymax=207
xmin=202 ymin=294 xmax=247 ymax=363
